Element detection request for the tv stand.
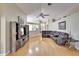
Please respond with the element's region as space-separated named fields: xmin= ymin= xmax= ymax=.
xmin=16 ymin=35 xmax=29 ymax=50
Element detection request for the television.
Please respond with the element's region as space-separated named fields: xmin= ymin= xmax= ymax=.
xmin=20 ymin=27 xmax=24 ymax=37
xmin=16 ymin=23 xmax=19 ymax=39
xmin=16 ymin=23 xmax=29 ymax=39
xmin=19 ymin=25 xmax=29 ymax=37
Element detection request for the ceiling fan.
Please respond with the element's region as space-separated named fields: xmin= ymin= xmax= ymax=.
xmin=36 ymin=13 xmax=49 ymax=18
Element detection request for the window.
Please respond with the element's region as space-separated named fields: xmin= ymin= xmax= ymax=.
xmin=28 ymin=24 xmax=32 ymax=31
xmin=27 ymin=23 xmax=39 ymax=31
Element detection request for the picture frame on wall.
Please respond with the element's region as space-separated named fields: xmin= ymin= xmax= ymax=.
xmin=58 ymin=21 xmax=66 ymax=30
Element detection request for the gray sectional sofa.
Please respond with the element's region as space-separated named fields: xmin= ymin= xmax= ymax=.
xmin=50 ymin=31 xmax=69 ymax=45
xmin=42 ymin=31 xmax=69 ymax=45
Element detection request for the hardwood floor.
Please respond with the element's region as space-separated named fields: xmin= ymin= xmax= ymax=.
xmin=7 ymin=34 xmax=79 ymax=56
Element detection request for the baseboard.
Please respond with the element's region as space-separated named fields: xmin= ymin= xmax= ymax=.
xmin=0 ymin=53 xmax=6 ymax=56
xmin=0 ymin=54 xmax=4 ymax=56
xmin=0 ymin=50 xmax=10 ymax=56
xmin=5 ymin=50 xmax=10 ymax=56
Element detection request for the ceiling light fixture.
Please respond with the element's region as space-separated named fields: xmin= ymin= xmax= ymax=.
xmin=48 ymin=3 xmax=52 ymax=6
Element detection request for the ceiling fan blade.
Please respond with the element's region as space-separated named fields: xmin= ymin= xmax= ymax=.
xmin=40 ymin=13 xmax=43 ymax=16
xmin=36 ymin=13 xmax=43 ymax=18
xmin=36 ymin=13 xmax=49 ymax=19
xmin=41 ymin=16 xmax=45 ymax=18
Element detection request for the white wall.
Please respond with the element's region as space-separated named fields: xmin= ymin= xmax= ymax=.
xmin=49 ymin=11 xmax=79 ymax=40
xmin=0 ymin=16 xmax=6 ymax=55
xmin=48 ymin=11 xmax=79 ymax=50
xmin=49 ymin=17 xmax=71 ymax=33
xmin=0 ymin=4 xmax=27 ymax=55
xmin=70 ymin=12 xmax=79 ymax=41
xmin=5 ymin=4 xmax=27 ymax=55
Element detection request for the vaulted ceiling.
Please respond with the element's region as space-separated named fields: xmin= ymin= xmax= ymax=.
xmin=41 ymin=3 xmax=79 ymax=19
xmin=16 ymin=3 xmax=79 ymax=22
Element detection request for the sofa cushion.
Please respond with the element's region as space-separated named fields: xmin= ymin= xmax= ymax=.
xmin=56 ymin=37 xmax=65 ymax=45
xmin=59 ymin=32 xmax=69 ymax=39
xmin=53 ymin=32 xmax=59 ymax=37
